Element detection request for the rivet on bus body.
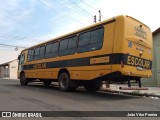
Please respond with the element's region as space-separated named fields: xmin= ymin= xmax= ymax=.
xmin=100 ymin=73 xmax=104 ymax=76
xmin=139 ymin=51 xmax=143 ymax=56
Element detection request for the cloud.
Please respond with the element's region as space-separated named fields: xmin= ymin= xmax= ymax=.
xmin=94 ymin=0 xmax=160 ymax=31
xmin=38 ymin=0 xmax=93 ymax=41
xmin=0 ymin=0 xmax=36 ymax=32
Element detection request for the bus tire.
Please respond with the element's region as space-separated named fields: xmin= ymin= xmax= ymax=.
xmin=43 ymin=80 xmax=52 ymax=87
xmin=84 ymin=80 xmax=102 ymax=92
xmin=20 ymin=73 xmax=28 ymax=86
xmin=58 ymin=72 xmax=71 ymax=92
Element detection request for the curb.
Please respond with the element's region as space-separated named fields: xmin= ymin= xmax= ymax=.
xmin=0 ymin=79 xmax=19 ymax=81
xmin=101 ymin=88 xmax=160 ymax=98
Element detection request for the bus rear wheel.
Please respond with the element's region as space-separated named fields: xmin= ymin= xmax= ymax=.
xmin=20 ymin=73 xmax=28 ymax=86
xmin=58 ymin=72 xmax=75 ymax=92
xmin=84 ymin=80 xmax=102 ymax=92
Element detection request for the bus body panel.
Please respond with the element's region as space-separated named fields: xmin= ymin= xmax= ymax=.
xmin=122 ymin=16 xmax=152 ymax=78
xmin=18 ymin=21 xmax=116 ymax=81
xmin=17 ymin=15 xmax=152 ymax=85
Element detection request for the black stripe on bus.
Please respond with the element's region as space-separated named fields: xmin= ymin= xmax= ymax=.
xmin=21 ymin=53 xmax=152 ymax=70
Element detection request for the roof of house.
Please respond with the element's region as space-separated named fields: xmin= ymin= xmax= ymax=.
xmin=0 ymin=59 xmax=18 ymax=66
xmin=153 ymin=27 xmax=160 ymax=36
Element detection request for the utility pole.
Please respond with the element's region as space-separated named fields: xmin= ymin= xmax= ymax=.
xmin=99 ymin=10 xmax=101 ymax=22
xmin=94 ymin=15 xmax=97 ymax=23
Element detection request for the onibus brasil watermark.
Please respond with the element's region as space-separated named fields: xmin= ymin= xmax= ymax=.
xmin=1 ymin=111 xmax=159 ymax=117
xmin=2 ymin=112 xmax=42 ymax=118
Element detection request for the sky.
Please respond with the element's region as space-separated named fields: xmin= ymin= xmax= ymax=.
xmin=0 ymin=0 xmax=160 ymax=64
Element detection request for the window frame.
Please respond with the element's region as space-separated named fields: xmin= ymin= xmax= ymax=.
xmin=19 ymin=54 xmax=25 ymax=65
xmin=59 ymin=36 xmax=77 ymax=56
xmin=44 ymin=41 xmax=59 ymax=59
xmin=27 ymin=49 xmax=34 ymax=61
xmin=34 ymin=47 xmax=40 ymax=60
xmin=77 ymin=27 xmax=104 ymax=53
xmin=39 ymin=45 xmax=45 ymax=59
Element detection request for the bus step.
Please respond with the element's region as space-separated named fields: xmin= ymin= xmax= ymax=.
xmin=119 ymin=87 xmax=148 ymax=90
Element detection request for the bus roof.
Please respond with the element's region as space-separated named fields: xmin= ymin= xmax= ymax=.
xmin=126 ymin=15 xmax=150 ymax=30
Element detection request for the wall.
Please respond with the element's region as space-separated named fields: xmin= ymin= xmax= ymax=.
xmin=0 ymin=65 xmax=9 ymax=78
xmin=141 ymin=33 xmax=160 ymax=86
xmin=9 ymin=59 xmax=18 ymax=79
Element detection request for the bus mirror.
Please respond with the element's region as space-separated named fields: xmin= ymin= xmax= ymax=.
xmin=18 ymin=55 xmax=20 ymax=61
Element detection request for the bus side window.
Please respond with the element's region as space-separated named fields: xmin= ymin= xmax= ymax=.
xmin=45 ymin=42 xmax=58 ymax=58
xmin=51 ymin=42 xmax=58 ymax=57
xmin=90 ymin=28 xmax=104 ymax=51
xmin=27 ymin=49 xmax=34 ymax=61
xmin=19 ymin=54 xmax=25 ymax=65
xmin=39 ymin=46 xmax=45 ymax=59
xmin=91 ymin=28 xmax=104 ymax=43
xmin=68 ymin=36 xmax=77 ymax=53
xmin=59 ymin=36 xmax=77 ymax=56
xmin=59 ymin=39 xmax=69 ymax=56
xmin=77 ymin=27 xmax=104 ymax=53
xmin=34 ymin=47 xmax=40 ymax=60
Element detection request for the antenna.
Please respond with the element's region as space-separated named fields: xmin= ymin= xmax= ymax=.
xmin=94 ymin=15 xmax=97 ymax=23
xmin=99 ymin=10 xmax=101 ymax=22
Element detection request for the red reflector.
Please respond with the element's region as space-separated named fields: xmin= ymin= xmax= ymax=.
xmin=121 ymin=61 xmax=124 ymax=68
xmin=119 ymin=87 xmax=148 ymax=90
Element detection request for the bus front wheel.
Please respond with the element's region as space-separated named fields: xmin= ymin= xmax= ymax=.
xmin=20 ymin=73 xmax=28 ymax=86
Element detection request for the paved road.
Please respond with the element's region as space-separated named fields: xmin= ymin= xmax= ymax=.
xmin=0 ymin=79 xmax=159 ymax=120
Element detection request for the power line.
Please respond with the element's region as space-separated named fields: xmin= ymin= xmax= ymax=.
xmin=0 ymin=33 xmax=28 ymax=41
xmin=53 ymin=0 xmax=90 ymax=18
xmin=78 ymin=0 xmax=102 ymax=22
xmin=0 ymin=32 xmax=42 ymax=43
xmin=68 ymin=0 xmax=93 ymax=17
xmin=79 ymin=0 xmax=98 ymax=12
xmin=0 ymin=43 xmax=26 ymax=48
xmin=40 ymin=0 xmax=87 ymax=26
xmin=0 ymin=48 xmax=16 ymax=51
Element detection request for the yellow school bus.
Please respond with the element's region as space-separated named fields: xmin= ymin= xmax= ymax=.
xmin=18 ymin=15 xmax=152 ymax=91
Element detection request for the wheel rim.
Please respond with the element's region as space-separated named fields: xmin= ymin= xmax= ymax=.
xmin=22 ymin=76 xmax=25 ymax=82
xmin=60 ymin=76 xmax=67 ymax=88
xmin=20 ymin=74 xmax=25 ymax=83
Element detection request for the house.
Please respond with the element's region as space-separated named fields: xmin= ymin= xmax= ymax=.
xmin=141 ymin=28 xmax=160 ymax=86
xmin=0 ymin=59 xmax=18 ymax=79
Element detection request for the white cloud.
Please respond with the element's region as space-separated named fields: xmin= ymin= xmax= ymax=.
xmin=94 ymin=0 xmax=160 ymax=31
xmin=0 ymin=0 xmax=38 ymax=64
xmin=0 ymin=0 xmax=36 ymax=32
